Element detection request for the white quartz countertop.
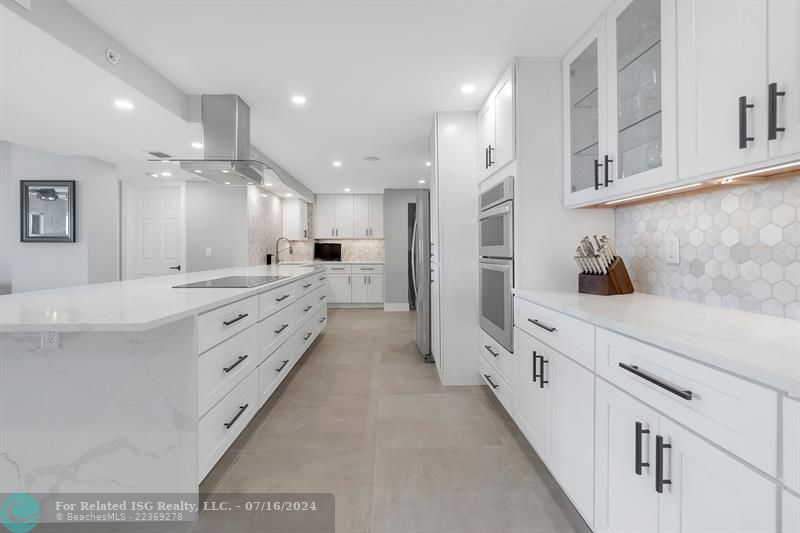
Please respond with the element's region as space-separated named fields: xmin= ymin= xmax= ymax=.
xmin=280 ymin=260 xmax=385 ymax=265
xmin=0 ymin=265 xmax=324 ymax=333
xmin=514 ymin=289 xmax=800 ymax=395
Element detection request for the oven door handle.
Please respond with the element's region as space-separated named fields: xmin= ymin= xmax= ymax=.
xmin=478 ymin=201 xmax=512 ymax=222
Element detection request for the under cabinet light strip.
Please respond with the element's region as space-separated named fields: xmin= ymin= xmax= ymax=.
xmin=604 ymin=183 xmax=703 ymax=206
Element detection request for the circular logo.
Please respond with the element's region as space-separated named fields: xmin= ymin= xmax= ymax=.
xmin=0 ymin=493 xmax=40 ymax=533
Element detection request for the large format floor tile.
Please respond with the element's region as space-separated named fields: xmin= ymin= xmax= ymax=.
xmin=200 ymin=308 xmax=587 ymax=533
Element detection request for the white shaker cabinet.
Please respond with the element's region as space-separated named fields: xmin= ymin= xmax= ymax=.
xmin=514 ymin=328 xmax=548 ymax=454
xmin=314 ymin=195 xmax=337 ymax=238
xmin=353 ymin=195 xmax=384 ymax=238
xmin=478 ymin=65 xmax=515 ymax=182
xmin=334 ymin=194 xmax=354 ymax=238
xmin=327 ymin=273 xmax=352 ymax=303
xmin=368 ymin=194 xmax=384 ymax=238
xmin=767 ymin=0 xmax=800 ymax=158
xmin=677 ymin=0 xmax=769 ymax=178
xmin=282 ymin=198 xmax=309 ymax=241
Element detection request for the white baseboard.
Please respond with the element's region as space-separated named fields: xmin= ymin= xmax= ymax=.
xmin=329 ymin=303 xmax=383 ymax=309
xmin=383 ymin=303 xmax=410 ymax=312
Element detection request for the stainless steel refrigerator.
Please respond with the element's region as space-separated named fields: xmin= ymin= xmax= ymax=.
xmin=412 ymin=190 xmax=431 ymax=358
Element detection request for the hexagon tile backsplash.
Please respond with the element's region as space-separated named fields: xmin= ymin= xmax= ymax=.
xmin=615 ymin=175 xmax=800 ymax=320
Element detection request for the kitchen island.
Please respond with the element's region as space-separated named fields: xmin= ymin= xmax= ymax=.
xmin=0 ymin=265 xmax=329 ymax=499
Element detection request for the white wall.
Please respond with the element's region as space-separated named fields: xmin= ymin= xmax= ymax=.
xmin=184 ymin=181 xmax=248 ymax=272
xmin=0 ymin=141 xmax=119 ymax=294
xmin=383 ymin=189 xmax=419 ymax=306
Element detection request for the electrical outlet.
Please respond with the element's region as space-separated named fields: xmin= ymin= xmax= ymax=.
xmin=205 ymin=247 xmax=213 ymax=257
xmin=40 ymin=331 xmax=61 ymax=350
xmin=665 ymin=235 xmax=680 ymax=265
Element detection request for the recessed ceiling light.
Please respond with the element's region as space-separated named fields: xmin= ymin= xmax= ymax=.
xmin=160 ymin=171 xmax=172 ymax=177
xmin=265 ymin=183 xmax=273 ymax=186
xmin=418 ymin=180 xmax=426 ymax=184
xmin=344 ymin=188 xmax=351 ymax=192
xmin=425 ymin=161 xmax=431 ymax=167
xmin=150 ymin=173 xmax=159 ymax=178
xmin=194 ymin=170 xmax=203 ymax=174
xmin=114 ymin=99 xmax=134 ymax=110
xmin=221 ymin=169 xmax=229 ymax=173
xmin=191 ymin=142 xmax=203 ymax=149
xmin=460 ymin=84 xmax=476 ymax=94
xmin=332 ymin=161 xmax=342 ymax=167
xmin=260 ymin=193 xmax=268 ymax=198
xmin=291 ymin=95 xmax=306 ymax=105
xmin=224 ymin=181 xmax=231 ymax=185
xmin=285 ymin=193 xmax=293 ymax=197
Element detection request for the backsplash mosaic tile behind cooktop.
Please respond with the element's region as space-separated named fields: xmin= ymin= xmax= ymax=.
xmin=615 ymin=176 xmax=800 ymax=319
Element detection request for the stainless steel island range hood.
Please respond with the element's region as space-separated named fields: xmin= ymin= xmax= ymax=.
xmin=155 ymin=94 xmax=275 ymax=186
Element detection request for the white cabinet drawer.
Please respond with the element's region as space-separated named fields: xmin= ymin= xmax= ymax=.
xmin=258 ymin=334 xmax=300 ymax=407
xmin=257 ymin=302 xmax=300 ymax=364
xmin=198 ymin=325 xmax=258 ymax=417
xmin=198 ymin=296 xmax=258 ymax=353
xmin=597 ymin=328 xmax=779 ymax=476
xmin=296 ymin=286 xmax=324 ymax=325
xmin=297 ymin=306 xmax=327 ymax=355
xmin=479 ymin=353 xmax=513 ymax=415
xmin=481 ymin=329 xmax=514 ymax=384
xmin=297 ymin=274 xmax=318 ymax=295
xmin=352 ymin=264 xmax=384 ymax=273
xmin=325 ymin=264 xmax=351 ymax=274
xmin=784 ymin=396 xmax=800 ymax=494
xmin=785 ymin=489 xmax=800 ymax=533
xmin=199 ymin=369 xmax=257 ymax=481
xmin=258 ymin=283 xmax=298 ymax=320
xmin=514 ymin=298 xmax=595 ymax=370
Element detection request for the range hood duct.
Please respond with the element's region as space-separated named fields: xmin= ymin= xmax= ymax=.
xmin=155 ymin=95 xmax=274 ymax=186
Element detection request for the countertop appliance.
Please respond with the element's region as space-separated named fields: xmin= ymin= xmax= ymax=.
xmin=479 ymin=176 xmax=514 ymax=352
xmin=173 ymin=275 xmax=288 ymax=289
xmin=314 ymin=242 xmax=342 ymax=261
xmin=413 ymin=190 xmax=432 ymax=359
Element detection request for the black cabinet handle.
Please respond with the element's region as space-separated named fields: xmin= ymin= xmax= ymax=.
xmin=483 ymin=374 xmax=499 ymax=389
xmin=604 ymin=154 xmax=614 ymax=187
xmin=488 ymin=145 xmax=495 ymax=166
xmin=485 ymin=147 xmax=489 ymax=169
xmin=274 ymin=323 xmax=289 ymax=335
xmin=223 ymin=313 xmax=248 ymax=327
xmin=484 ymin=345 xmax=499 ymax=357
xmin=275 ymin=294 xmax=290 ymax=302
xmin=303 ymin=283 xmax=312 ymax=289
xmin=769 ymin=82 xmax=786 ymax=140
xmin=275 ymin=359 xmax=290 ymax=372
xmin=532 ymin=350 xmax=540 ymax=383
xmin=739 ymin=96 xmax=755 ymax=149
xmin=635 ymin=421 xmax=650 ymax=475
xmin=538 ymin=357 xmax=549 ymax=389
xmin=319 ymin=295 xmax=326 ymax=300
xmin=303 ymin=332 xmax=312 ymax=341
xmin=594 ymin=159 xmax=602 ymax=190
xmin=528 ymin=318 xmax=557 ymax=333
xmin=223 ymin=404 xmax=249 ymax=429
xmin=319 ymin=276 xmax=327 ymax=281
xmin=222 ymin=354 xmax=248 ymax=373
xmin=618 ymin=363 xmax=693 ymax=400
xmin=169 ymin=265 xmax=181 ymax=271
xmin=655 ymin=435 xmax=672 ymax=493
xmin=303 ymin=305 xmax=313 ymax=312
xmin=319 ymin=317 xmax=326 ymax=323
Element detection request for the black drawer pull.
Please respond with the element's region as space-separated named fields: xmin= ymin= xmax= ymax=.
xmin=361 ymin=268 xmax=375 ymax=271
xmin=303 ymin=332 xmax=312 ymax=341
xmin=319 ymin=295 xmax=326 ymax=300
xmin=222 ymin=354 xmax=248 ymax=373
xmin=655 ymin=435 xmax=672 ymax=493
xmin=275 ymin=294 xmax=290 ymax=302
xmin=618 ymin=363 xmax=693 ymax=400
xmin=223 ymin=404 xmax=249 ymax=429
xmin=303 ymin=305 xmax=313 ymax=312
xmin=483 ymin=374 xmax=499 ymax=389
xmin=528 ymin=318 xmax=556 ymax=333
xmin=303 ymin=283 xmax=312 ymax=289
xmin=274 ymin=323 xmax=289 ymax=335
xmin=319 ymin=276 xmax=327 ymax=281
xmin=484 ymin=345 xmax=499 ymax=357
xmin=635 ymin=421 xmax=650 ymax=475
xmin=222 ymin=313 xmax=248 ymax=327
xmin=319 ymin=317 xmax=326 ymax=323
xmin=275 ymin=359 xmax=290 ymax=372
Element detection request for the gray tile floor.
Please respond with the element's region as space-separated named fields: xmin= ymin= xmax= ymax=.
xmin=200 ymin=308 xmax=590 ymax=533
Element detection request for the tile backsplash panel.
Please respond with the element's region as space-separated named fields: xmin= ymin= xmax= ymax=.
xmin=248 ymin=188 xmax=282 ymax=266
xmin=615 ymin=176 xmax=800 ymax=319
xmin=281 ymin=239 xmax=385 ymax=262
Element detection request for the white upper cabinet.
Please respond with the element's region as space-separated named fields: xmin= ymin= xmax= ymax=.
xmin=334 ymin=194 xmax=354 ymax=238
xmin=282 ymin=198 xmax=309 ymax=241
xmin=767 ymin=0 xmax=800 ymax=158
xmin=677 ymin=0 xmax=769 ymax=178
xmin=368 ymin=194 xmax=384 ymax=238
xmin=314 ymin=195 xmax=337 ymax=238
xmin=353 ymin=195 xmax=384 ymax=238
xmin=315 ymin=194 xmax=381 ymax=239
xmin=564 ymin=20 xmax=608 ymax=206
xmin=606 ymin=0 xmax=677 ymax=197
xmin=478 ymin=65 xmax=515 ymax=182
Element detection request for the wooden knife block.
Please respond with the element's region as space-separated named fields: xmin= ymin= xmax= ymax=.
xmin=578 ymin=257 xmax=635 ymax=296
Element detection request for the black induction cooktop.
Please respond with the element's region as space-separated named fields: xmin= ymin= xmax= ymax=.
xmin=173 ymin=275 xmax=288 ymax=289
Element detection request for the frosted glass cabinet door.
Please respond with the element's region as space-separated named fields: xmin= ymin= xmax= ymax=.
xmin=605 ymin=0 xmax=677 ymax=197
xmin=564 ymin=20 xmax=607 ymax=206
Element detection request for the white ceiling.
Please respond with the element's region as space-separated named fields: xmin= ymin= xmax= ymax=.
xmin=66 ymin=0 xmax=612 ymax=194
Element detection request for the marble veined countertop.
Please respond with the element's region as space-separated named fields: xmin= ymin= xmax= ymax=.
xmin=514 ymin=289 xmax=800 ymax=395
xmin=0 ymin=265 xmax=323 ymax=333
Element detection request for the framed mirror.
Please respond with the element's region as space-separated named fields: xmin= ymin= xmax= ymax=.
xmin=20 ymin=180 xmax=76 ymax=243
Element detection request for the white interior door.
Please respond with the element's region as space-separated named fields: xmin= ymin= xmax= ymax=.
xmin=124 ymin=184 xmax=184 ymax=279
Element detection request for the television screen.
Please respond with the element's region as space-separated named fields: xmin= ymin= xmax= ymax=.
xmin=314 ymin=242 xmax=342 ymax=261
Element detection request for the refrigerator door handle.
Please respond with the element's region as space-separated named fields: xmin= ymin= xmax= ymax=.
xmin=411 ymin=219 xmax=418 ymax=300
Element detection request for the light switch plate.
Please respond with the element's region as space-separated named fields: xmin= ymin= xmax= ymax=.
xmin=665 ymin=235 xmax=680 ymax=265
xmin=205 ymin=247 xmax=213 ymax=257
